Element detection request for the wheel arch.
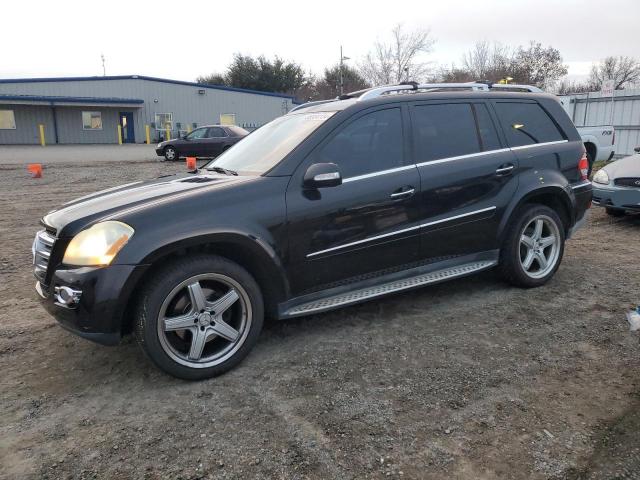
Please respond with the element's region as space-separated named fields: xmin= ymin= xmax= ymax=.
xmin=499 ymin=186 xmax=574 ymax=242
xmin=120 ymin=232 xmax=290 ymax=334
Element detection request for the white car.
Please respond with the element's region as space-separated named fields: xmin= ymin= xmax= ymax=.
xmin=592 ymin=146 xmax=640 ymax=216
xmin=577 ymin=125 xmax=616 ymax=173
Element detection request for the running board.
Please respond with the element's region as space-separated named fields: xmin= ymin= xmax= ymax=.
xmin=282 ymin=260 xmax=496 ymax=318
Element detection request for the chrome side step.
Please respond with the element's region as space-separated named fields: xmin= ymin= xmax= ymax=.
xmin=283 ymin=260 xmax=496 ymax=318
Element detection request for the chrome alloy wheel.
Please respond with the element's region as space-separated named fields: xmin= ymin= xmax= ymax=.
xmin=165 ymin=147 xmax=176 ymax=160
xmin=157 ymin=273 xmax=252 ymax=368
xmin=519 ymin=215 xmax=561 ymax=279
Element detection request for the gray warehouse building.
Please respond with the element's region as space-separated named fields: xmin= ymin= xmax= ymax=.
xmin=0 ymin=75 xmax=298 ymax=145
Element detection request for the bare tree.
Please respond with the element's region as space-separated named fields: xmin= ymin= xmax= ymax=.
xmin=510 ymin=42 xmax=568 ymax=89
xmin=359 ymin=24 xmax=435 ymax=85
xmin=589 ymin=56 xmax=640 ymax=90
xmin=461 ymin=41 xmax=515 ymax=81
xmin=555 ymin=79 xmax=593 ymax=95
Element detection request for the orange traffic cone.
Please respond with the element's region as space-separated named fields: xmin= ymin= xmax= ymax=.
xmin=186 ymin=157 xmax=197 ymax=170
xmin=28 ymin=163 xmax=42 ymax=178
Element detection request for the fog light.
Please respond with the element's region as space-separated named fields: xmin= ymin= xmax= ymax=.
xmin=54 ymin=286 xmax=82 ymax=308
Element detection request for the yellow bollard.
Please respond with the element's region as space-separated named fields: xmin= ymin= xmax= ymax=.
xmin=145 ymin=125 xmax=151 ymax=144
xmin=38 ymin=124 xmax=46 ymax=146
xmin=187 ymin=125 xmax=192 ymax=134
xmin=165 ymin=126 xmax=170 ymax=141
xmin=117 ymin=125 xmax=123 ymax=145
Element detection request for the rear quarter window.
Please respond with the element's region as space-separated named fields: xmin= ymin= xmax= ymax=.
xmin=493 ymin=102 xmax=565 ymax=147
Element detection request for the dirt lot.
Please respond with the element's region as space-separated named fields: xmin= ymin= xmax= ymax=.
xmin=1 ymin=159 xmax=639 ymax=480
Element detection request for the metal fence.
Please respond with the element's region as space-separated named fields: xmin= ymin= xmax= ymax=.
xmin=559 ymin=88 xmax=640 ymax=158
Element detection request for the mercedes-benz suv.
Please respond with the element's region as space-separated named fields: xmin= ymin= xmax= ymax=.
xmin=33 ymin=82 xmax=592 ymax=380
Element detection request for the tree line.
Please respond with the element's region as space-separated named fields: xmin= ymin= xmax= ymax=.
xmin=196 ymin=24 xmax=640 ymax=101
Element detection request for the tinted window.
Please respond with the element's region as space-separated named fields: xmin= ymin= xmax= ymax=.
xmin=186 ymin=128 xmax=207 ymax=140
xmin=317 ymin=108 xmax=403 ymax=178
xmin=207 ymin=127 xmax=227 ymax=138
xmin=413 ymin=103 xmax=480 ymax=162
xmin=474 ymin=104 xmax=501 ymax=151
xmin=493 ymin=102 xmax=564 ymax=147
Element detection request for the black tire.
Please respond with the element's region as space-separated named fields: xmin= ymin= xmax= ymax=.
xmin=134 ymin=254 xmax=264 ymax=380
xmin=498 ymin=204 xmax=565 ymax=288
xmin=164 ymin=146 xmax=178 ymax=161
xmin=586 ymin=149 xmax=594 ymax=177
xmin=606 ymin=207 xmax=625 ymax=217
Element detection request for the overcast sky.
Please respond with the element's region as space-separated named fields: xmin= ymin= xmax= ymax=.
xmin=1 ymin=0 xmax=638 ymax=83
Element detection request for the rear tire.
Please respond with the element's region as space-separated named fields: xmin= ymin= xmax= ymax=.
xmin=134 ymin=254 xmax=264 ymax=380
xmin=498 ymin=204 xmax=565 ymax=288
xmin=606 ymin=207 xmax=625 ymax=217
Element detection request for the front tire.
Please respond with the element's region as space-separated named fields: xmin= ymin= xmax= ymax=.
xmin=499 ymin=204 xmax=565 ymax=288
xmin=134 ymin=255 xmax=264 ymax=380
xmin=164 ymin=146 xmax=177 ymax=161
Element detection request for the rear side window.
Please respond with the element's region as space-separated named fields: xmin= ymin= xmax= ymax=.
xmin=207 ymin=127 xmax=227 ymax=138
xmin=493 ymin=102 xmax=565 ymax=147
xmin=474 ymin=104 xmax=501 ymax=151
xmin=412 ymin=103 xmax=480 ymax=162
xmin=317 ymin=108 xmax=404 ymax=178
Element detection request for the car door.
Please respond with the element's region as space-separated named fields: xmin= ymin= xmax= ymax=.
xmin=182 ymin=127 xmax=208 ymax=156
xmin=285 ymin=105 xmax=422 ymax=295
xmin=411 ymin=100 xmax=519 ymax=260
xmin=202 ymin=126 xmax=228 ymax=157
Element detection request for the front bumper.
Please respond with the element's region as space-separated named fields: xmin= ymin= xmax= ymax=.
xmin=592 ymin=184 xmax=640 ymax=211
xmin=155 ymin=147 xmax=164 ymax=156
xmin=35 ymin=264 xmax=148 ymax=346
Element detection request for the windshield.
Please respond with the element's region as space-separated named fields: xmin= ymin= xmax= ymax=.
xmin=205 ymin=111 xmax=335 ymax=174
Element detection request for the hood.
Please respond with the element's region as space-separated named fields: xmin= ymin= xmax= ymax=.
xmin=603 ymin=153 xmax=640 ymax=178
xmin=43 ymin=172 xmax=250 ymax=236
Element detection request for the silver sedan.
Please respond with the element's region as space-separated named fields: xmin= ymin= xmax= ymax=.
xmin=592 ymin=147 xmax=640 ymax=216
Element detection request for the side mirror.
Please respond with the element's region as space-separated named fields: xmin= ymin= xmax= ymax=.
xmin=634 ymin=146 xmax=640 ymax=153
xmin=303 ymin=163 xmax=342 ymax=189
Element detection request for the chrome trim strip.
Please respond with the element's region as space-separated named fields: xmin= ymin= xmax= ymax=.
xmin=343 ymin=164 xmax=416 ymax=183
xmin=416 ymin=148 xmax=511 ymax=168
xmin=421 ymin=206 xmax=496 ymax=228
xmin=571 ymin=181 xmax=592 ymax=190
xmin=510 ymin=139 xmax=568 ymax=151
xmin=306 ymin=206 xmax=496 ymax=258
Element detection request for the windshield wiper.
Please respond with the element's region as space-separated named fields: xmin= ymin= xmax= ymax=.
xmin=207 ymin=166 xmax=238 ymax=176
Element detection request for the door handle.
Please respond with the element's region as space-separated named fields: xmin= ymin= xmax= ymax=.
xmin=390 ymin=187 xmax=415 ymax=199
xmin=495 ymin=164 xmax=515 ymax=175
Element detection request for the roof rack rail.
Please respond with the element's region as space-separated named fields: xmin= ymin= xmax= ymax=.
xmin=355 ymin=82 xmax=491 ymax=102
xmin=489 ymin=83 xmax=543 ymax=93
xmin=289 ymin=81 xmax=544 ymax=113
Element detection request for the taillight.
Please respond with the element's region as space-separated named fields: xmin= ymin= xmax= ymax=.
xmin=578 ymin=152 xmax=589 ymax=180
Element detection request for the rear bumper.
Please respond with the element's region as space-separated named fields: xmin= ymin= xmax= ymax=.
xmin=592 ymin=184 xmax=640 ymax=211
xmin=568 ymin=181 xmax=593 ymax=238
xmin=35 ymin=264 xmax=148 ymax=346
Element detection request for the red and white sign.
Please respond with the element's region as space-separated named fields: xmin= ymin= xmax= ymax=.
xmin=601 ymin=79 xmax=615 ymax=97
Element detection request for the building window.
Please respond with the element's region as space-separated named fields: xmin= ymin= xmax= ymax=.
xmin=219 ymin=113 xmax=236 ymax=125
xmin=155 ymin=113 xmax=173 ymax=130
xmin=82 ymin=111 xmax=102 ymax=130
xmin=0 ymin=110 xmax=16 ymax=129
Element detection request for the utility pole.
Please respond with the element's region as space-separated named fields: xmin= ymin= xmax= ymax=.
xmin=339 ymin=46 xmax=350 ymax=96
xmin=101 ymin=54 xmax=106 ymax=76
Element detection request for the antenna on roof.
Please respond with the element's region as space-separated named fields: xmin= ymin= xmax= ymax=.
xmin=101 ymin=54 xmax=106 ymax=76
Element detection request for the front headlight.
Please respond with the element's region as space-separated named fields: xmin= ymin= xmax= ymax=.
xmin=63 ymin=221 xmax=134 ymax=266
xmin=593 ymin=169 xmax=610 ymax=185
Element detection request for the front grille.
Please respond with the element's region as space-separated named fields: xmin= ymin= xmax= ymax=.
xmin=614 ymin=177 xmax=640 ymax=188
xmin=33 ymin=230 xmax=56 ymax=283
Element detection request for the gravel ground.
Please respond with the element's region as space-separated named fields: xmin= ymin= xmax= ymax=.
xmin=1 ymin=159 xmax=639 ymax=480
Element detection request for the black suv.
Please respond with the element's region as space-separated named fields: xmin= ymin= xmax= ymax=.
xmin=33 ymin=83 xmax=592 ymax=380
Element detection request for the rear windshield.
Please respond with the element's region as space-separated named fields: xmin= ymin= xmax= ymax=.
xmin=206 ymin=112 xmax=335 ymax=175
xmin=493 ymin=102 xmax=565 ymax=147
